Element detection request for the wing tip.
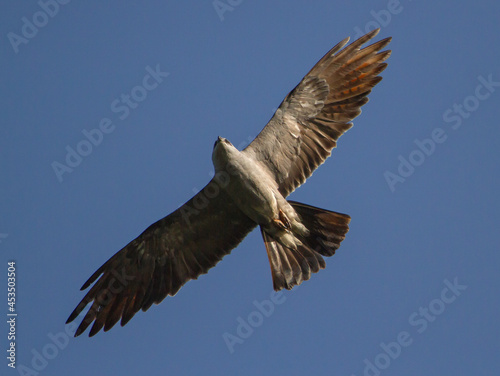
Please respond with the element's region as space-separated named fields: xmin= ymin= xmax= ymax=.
xmin=353 ymin=27 xmax=380 ymax=44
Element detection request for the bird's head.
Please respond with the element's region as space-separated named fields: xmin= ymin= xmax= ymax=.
xmin=213 ymin=136 xmax=235 ymax=151
xmin=212 ymin=136 xmax=235 ymax=171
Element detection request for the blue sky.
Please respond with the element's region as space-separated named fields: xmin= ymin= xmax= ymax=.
xmin=1 ymin=1 xmax=499 ymax=375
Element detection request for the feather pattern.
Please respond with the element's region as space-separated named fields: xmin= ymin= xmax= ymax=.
xmin=244 ymin=28 xmax=391 ymax=196
xmin=66 ymin=179 xmax=256 ymax=336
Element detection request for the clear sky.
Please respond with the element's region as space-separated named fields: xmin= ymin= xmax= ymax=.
xmin=1 ymin=1 xmax=499 ymax=375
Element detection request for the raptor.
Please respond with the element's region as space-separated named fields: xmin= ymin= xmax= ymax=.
xmin=67 ymin=29 xmax=391 ymax=337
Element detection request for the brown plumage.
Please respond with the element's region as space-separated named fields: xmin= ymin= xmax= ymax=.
xmin=244 ymin=29 xmax=391 ymax=196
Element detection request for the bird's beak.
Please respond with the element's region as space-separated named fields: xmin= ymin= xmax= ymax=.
xmin=217 ymin=136 xmax=223 ymax=142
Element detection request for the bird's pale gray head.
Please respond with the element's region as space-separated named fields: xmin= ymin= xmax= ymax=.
xmin=212 ymin=136 xmax=235 ymax=170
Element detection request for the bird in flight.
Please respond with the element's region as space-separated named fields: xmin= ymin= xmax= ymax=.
xmin=67 ymin=29 xmax=391 ymax=337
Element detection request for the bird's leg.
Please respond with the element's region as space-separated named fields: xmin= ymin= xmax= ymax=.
xmin=272 ymin=209 xmax=292 ymax=231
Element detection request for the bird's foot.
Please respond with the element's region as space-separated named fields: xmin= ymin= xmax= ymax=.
xmin=273 ymin=209 xmax=291 ymax=231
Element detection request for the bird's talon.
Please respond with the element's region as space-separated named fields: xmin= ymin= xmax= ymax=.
xmin=272 ymin=209 xmax=291 ymax=231
xmin=279 ymin=209 xmax=291 ymax=229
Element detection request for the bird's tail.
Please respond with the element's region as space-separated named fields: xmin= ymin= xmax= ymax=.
xmin=261 ymin=201 xmax=350 ymax=291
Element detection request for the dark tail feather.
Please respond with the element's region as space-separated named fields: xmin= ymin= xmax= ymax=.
xmin=261 ymin=201 xmax=350 ymax=291
xmin=289 ymin=201 xmax=351 ymax=257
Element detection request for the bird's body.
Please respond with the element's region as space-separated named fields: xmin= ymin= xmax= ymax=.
xmin=67 ymin=29 xmax=392 ymax=337
xmin=213 ymin=136 xmax=306 ymax=249
xmin=213 ymin=136 xmax=280 ymax=225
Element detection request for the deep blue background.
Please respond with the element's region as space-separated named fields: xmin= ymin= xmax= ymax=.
xmin=1 ymin=1 xmax=499 ymax=375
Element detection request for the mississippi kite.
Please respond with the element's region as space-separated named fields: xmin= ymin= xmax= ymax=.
xmin=67 ymin=29 xmax=391 ymax=336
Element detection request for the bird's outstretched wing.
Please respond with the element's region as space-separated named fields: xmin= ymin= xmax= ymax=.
xmin=67 ymin=176 xmax=256 ymax=337
xmin=243 ymin=29 xmax=391 ymax=197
